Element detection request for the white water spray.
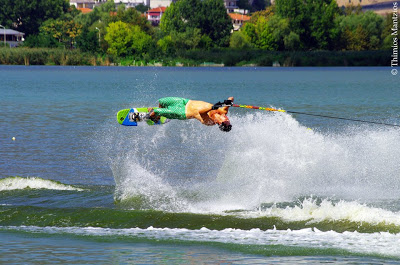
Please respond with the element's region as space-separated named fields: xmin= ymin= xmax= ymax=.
xmin=110 ymin=112 xmax=400 ymax=212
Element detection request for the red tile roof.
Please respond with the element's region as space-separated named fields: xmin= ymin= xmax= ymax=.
xmin=147 ymin=7 xmax=167 ymax=13
xmin=229 ymin=13 xmax=250 ymax=21
xmin=77 ymin=7 xmax=92 ymax=14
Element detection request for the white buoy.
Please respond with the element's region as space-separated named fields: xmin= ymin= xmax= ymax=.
xmin=12 ymin=137 xmax=16 ymax=141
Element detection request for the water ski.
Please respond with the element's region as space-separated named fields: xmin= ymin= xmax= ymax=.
xmin=117 ymin=108 xmax=169 ymax=126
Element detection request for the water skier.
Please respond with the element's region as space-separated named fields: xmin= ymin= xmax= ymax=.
xmin=149 ymin=97 xmax=234 ymax=132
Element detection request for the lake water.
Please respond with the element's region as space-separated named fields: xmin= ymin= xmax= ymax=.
xmin=0 ymin=65 xmax=399 ymax=264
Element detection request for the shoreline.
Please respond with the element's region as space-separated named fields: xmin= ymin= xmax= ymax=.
xmin=0 ymin=65 xmax=393 ymax=72
xmin=0 ymin=47 xmax=393 ymax=67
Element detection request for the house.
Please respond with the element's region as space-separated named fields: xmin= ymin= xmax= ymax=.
xmin=229 ymin=13 xmax=250 ymax=31
xmin=224 ymin=0 xmax=239 ymax=13
xmin=146 ymin=6 xmax=167 ymax=26
xmin=0 ymin=28 xmax=25 ymax=47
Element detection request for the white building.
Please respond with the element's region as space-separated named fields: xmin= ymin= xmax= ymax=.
xmin=70 ymin=0 xmax=106 ymax=8
xmin=117 ymin=0 xmax=174 ymax=10
xmin=146 ymin=6 xmax=166 ymax=25
xmin=224 ymin=0 xmax=238 ymax=13
xmin=0 ymin=29 xmax=25 ymax=47
xmin=115 ymin=0 xmax=151 ymax=8
xmin=149 ymin=0 xmax=174 ymax=8
xmin=70 ymin=0 xmax=172 ymax=9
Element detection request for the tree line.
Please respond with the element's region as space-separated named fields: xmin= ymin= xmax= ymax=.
xmin=0 ymin=0 xmax=394 ymax=62
xmin=233 ymin=1 xmax=393 ymax=51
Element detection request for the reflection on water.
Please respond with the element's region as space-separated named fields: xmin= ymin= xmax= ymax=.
xmin=2 ymin=232 xmax=399 ymax=265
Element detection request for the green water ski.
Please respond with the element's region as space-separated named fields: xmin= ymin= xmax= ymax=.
xmin=117 ymin=107 xmax=169 ymax=126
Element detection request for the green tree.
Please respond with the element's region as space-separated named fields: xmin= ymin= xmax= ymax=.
xmin=201 ymin=0 xmax=233 ymax=46
xmin=67 ymin=5 xmax=82 ymax=19
xmin=135 ymin=4 xmax=150 ymax=13
xmin=237 ymin=0 xmax=252 ymax=11
xmin=23 ymin=33 xmax=61 ymax=48
xmin=157 ymin=27 xmax=203 ymax=54
xmin=105 ymin=21 xmax=153 ymax=57
xmin=248 ymin=7 xmax=274 ymax=23
xmin=74 ymin=0 xmax=115 ymax=30
xmin=241 ymin=8 xmax=280 ymax=50
xmin=76 ymin=26 xmax=100 ymax=52
xmin=173 ymin=28 xmax=203 ymax=49
xmin=73 ymin=0 xmax=120 ymax=53
xmin=109 ymin=4 xmax=153 ymax=34
xmin=241 ymin=23 xmax=257 ymax=46
xmin=157 ymin=35 xmax=174 ymax=54
xmin=100 ymin=0 xmax=117 ymax=13
xmin=275 ymin=0 xmax=340 ymax=50
xmin=160 ymin=1 xmax=194 ymax=34
xmin=242 ymin=17 xmax=275 ymax=50
xmin=229 ymin=31 xmax=252 ymax=49
xmin=199 ymin=34 xmax=213 ymax=49
xmin=275 ymin=0 xmax=306 ymax=36
xmin=129 ymin=25 xmax=154 ymax=55
xmin=267 ymin=15 xmax=290 ymax=50
xmin=335 ymin=11 xmax=384 ymax=50
xmin=251 ymin=0 xmax=267 ymax=12
xmin=105 ymin=21 xmax=132 ymax=56
xmin=40 ymin=18 xmax=82 ymax=48
xmin=0 ymin=0 xmax=69 ymax=36
xmin=307 ymin=0 xmax=341 ymax=49
xmin=160 ymin=0 xmax=232 ymax=47
xmin=284 ymin=31 xmax=300 ymax=50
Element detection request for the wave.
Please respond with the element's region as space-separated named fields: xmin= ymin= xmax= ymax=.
xmin=0 ymin=176 xmax=84 ymax=191
xmin=2 ymin=198 xmax=400 ymax=234
xmin=240 ymin=198 xmax=400 ymax=228
xmin=2 ymin=225 xmax=400 ymax=259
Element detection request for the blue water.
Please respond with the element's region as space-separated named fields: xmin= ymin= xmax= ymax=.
xmin=1 ymin=66 xmax=400 ymax=263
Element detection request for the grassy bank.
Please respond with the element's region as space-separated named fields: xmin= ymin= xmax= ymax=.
xmin=0 ymin=47 xmax=112 ymax=66
xmin=0 ymin=47 xmax=391 ymax=67
xmin=178 ymin=49 xmax=391 ymax=67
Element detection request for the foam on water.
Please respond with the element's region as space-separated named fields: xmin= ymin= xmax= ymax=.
xmin=3 ymin=225 xmax=400 ymax=258
xmin=109 ymin=111 xmax=400 ymax=213
xmin=237 ymin=198 xmax=400 ymax=227
xmin=206 ymin=112 xmax=400 ymax=210
xmin=111 ymin=157 xmax=188 ymax=211
xmin=0 ymin=176 xmax=84 ymax=191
